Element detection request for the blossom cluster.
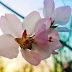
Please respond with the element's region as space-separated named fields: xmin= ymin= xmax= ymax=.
xmin=0 ymin=0 xmax=71 ymax=66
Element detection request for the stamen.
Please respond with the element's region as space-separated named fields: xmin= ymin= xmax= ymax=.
xmin=15 ymin=30 xmax=34 ymax=50
xmin=15 ymin=38 xmax=22 ymax=44
xmin=22 ymin=29 xmax=27 ymax=38
xmin=50 ymin=18 xmax=56 ymax=28
xmin=48 ymin=37 xmax=53 ymax=42
xmin=50 ymin=18 xmax=55 ymax=25
xmin=50 ymin=26 xmax=57 ymax=29
xmin=25 ymin=40 xmax=29 ymax=44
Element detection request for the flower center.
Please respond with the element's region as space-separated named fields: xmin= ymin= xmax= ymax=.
xmin=15 ymin=30 xmax=34 ymax=50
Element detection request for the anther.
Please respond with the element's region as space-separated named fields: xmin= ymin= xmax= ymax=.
xmin=48 ymin=37 xmax=53 ymax=42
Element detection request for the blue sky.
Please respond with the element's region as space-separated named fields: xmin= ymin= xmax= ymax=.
xmin=1 ymin=0 xmax=44 ymax=16
xmin=1 ymin=0 xmax=71 ymax=17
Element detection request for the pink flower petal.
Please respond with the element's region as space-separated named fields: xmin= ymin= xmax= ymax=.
xmin=21 ymin=49 xmax=41 ymax=66
xmin=34 ymin=18 xmax=51 ymax=34
xmin=32 ymin=44 xmax=52 ymax=60
xmin=48 ymin=38 xmax=62 ymax=51
xmin=34 ymin=25 xmax=48 ymax=45
xmin=48 ymin=28 xmax=60 ymax=40
xmin=0 ymin=14 xmax=23 ymax=38
xmin=43 ymin=0 xmax=55 ymax=18
xmin=52 ymin=6 xmax=71 ymax=25
xmin=33 ymin=28 xmax=61 ymax=60
xmin=22 ymin=11 xmax=41 ymax=35
xmin=48 ymin=29 xmax=62 ymax=54
xmin=0 ymin=34 xmax=19 ymax=59
xmin=33 ymin=30 xmax=61 ymax=60
xmin=34 ymin=28 xmax=52 ymax=60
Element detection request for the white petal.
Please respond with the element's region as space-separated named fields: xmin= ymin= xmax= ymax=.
xmin=52 ymin=6 xmax=71 ymax=25
xmin=43 ymin=0 xmax=55 ymax=18
xmin=0 ymin=34 xmax=19 ymax=59
xmin=55 ymin=27 xmax=72 ymax=32
xmin=0 ymin=14 xmax=23 ymax=38
xmin=22 ymin=11 xmax=41 ymax=35
xmin=21 ymin=49 xmax=41 ymax=66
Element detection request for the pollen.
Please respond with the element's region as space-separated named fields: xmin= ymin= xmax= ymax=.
xmin=15 ymin=30 xmax=34 ymax=50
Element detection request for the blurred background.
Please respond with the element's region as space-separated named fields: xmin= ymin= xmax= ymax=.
xmin=0 ymin=0 xmax=72 ymax=72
